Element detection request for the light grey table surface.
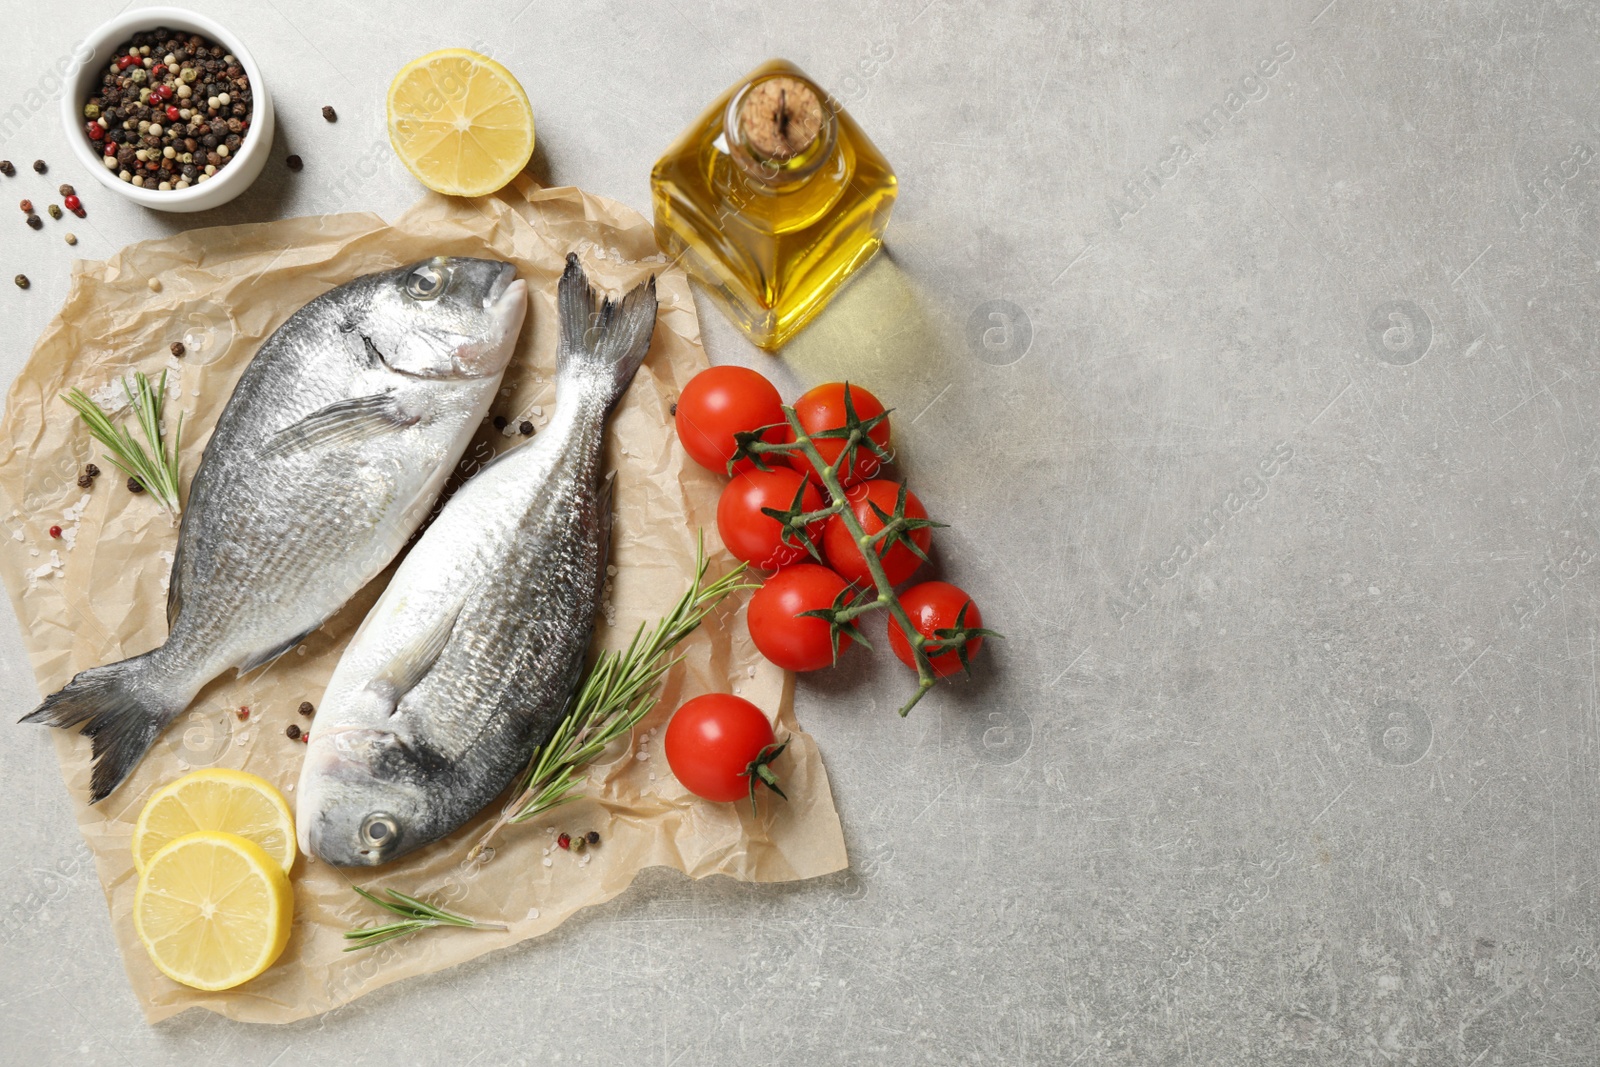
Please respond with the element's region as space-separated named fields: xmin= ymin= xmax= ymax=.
xmin=2 ymin=0 xmax=1597 ymax=1064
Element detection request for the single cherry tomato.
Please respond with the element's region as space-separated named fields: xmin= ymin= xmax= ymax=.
xmin=888 ymin=581 xmax=986 ymax=678
xmin=675 ymin=366 xmax=787 ymax=475
xmin=822 ymin=479 xmax=932 ymax=587
xmin=664 ymin=694 xmax=786 ymax=805
xmin=748 ymin=563 xmax=853 ymax=671
xmin=717 ymin=467 xmax=825 ymax=569
xmin=791 ymin=382 xmax=891 ymax=486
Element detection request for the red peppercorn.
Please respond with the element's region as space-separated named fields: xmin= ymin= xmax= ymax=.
xmin=18 ymin=199 xmax=32 ymax=213
xmin=157 ymin=84 xmax=174 ymax=101
xmin=117 ymin=55 xmax=138 ymax=70
xmin=557 ymin=833 xmax=571 ymax=850
xmin=300 ymin=732 xmax=309 ymax=743
xmin=151 ymin=64 xmax=166 ymax=78
xmin=104 ymin=143 xmax=117 ymax=157
xmin=47 ymin=525 xmax=61 ymax=538
xmin=87 ymin=123 xmax=104 ymax=141
xmin=63 ymin=194 xmax=81 ymax=211
xmin=165 ymin=106 xmax=179 ymax=121
xmin=236 ymin=705 xmax=250 ymax=721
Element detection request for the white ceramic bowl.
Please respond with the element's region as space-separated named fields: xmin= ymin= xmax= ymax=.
xmin=61 ymin=7 xmax=274 ymax=212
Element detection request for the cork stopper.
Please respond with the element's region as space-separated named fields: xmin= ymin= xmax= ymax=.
xmin=737 ymin=76 xmax=824 ymax=161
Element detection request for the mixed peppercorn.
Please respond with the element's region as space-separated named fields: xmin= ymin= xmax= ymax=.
xmin=83 ymin=27 xmax=253 ymax=191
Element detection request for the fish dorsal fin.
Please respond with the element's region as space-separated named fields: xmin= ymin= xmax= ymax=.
xmin=237 ymin=623 xmax=320 ymax=674
xmin=372 ymin=603 xmax=462 ymax=703
xmin=263 ymin=392 xmax=418 ymax=458
xmin=166 ymin=526 xmax=186 ymax=630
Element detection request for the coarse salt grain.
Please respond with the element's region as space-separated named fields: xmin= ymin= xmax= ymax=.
xmin=542 ymin=856 xmax=552 ymax=867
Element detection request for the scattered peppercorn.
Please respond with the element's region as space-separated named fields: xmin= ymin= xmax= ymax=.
xmin=18 ymin=199 xmax=32 ymax=214
xmin=170 ymin=341 xmax=185 ymax=357
xmin=519 ymin=420 xmax=534 ymax=436
xmin=47 ymin=204 xmax=62 ymax=220
xmin=25 ymin=214 xmax=41 ymax=230
xmin=64 ymin=233 xmax=77 ymax=245
xmin=63 ymin=194 xmax=81 ymax=212
xmin=58 ymin=184 xmax=74 ymax=197
xmin=236 ymin=705 xmax=250 ymax=721
xmin=669 ymin=402 xmax=678 ymax=416
xmin=48 ymin=525 xmax=62 ymax=539
xmin=13 ymin=274 xmax=28 ymax=289
xmin=570 ymin=834 xmax=587 ymax=853
xmin=585 ymin=830 xmax=600 ymax=845
xmin=285 ymin=723 xmax=302 ymax=740
xmin=31 ymin=159 xmax=45 ymax=174
xmin=85 ymin=463 xmax=100 ymax=478
xmin=285 ymin=154 xmax=303 ymax=172
xmin=492 ymin=415 xmax=507 ymax=430
xmin=298 ymin=701 xmax=315 ymax=717
xmin=300 ymin=732 xmax=309 ymax=744
xmin=127 ymin=476 xmax=144 ymax=493
xmin=557 ymin=832 xmax=571 ymax=850
xmin=0 ymin=161 xmax=13 ymax=176
xmin=321 ymin=105 xmax=337 ymax=122
xmin=148 ymin=278 xmax=161 ymax=293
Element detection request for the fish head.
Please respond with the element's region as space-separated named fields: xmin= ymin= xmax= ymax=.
xmin=297 ymin=726 xmax=443 ymax=866
xmin=360 ymin=256 xmax=527 ymax=380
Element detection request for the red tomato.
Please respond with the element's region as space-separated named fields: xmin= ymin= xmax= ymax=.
xmin=791 ymin=382 xmax=892 ymax=486
xmin=664 ymin=694 xmax=782 ymax=804
xmin=822 ymin=479 xmax=932 ymax=587
xmin=717 ymin=468 xmax=825 ymax=569
xmin=888 ymin=581 xmax=986 ymax=677
xmin=674 ymin=366 xmax=788 ymax=475
xmin=748 ymin=564 xmax=853 ymax=671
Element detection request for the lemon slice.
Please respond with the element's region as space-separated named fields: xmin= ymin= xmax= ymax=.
xmin=134 ymin=831 xmax=294 ymax=991
xmin=387 ymin=49 xmax=535 ymax=197
xmin=133 ymin=768 xmax=295 ymax=876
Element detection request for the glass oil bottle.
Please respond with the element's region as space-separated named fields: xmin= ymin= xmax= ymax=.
xmin=650 ymin=59 xmax=898 ymax=350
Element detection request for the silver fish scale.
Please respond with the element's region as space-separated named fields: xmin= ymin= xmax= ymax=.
xmin=397 ymin=401 xmax=610 ymax=786
xmin=168 ymin=291 xmax=471 ymax=681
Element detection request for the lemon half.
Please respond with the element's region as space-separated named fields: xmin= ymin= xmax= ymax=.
xmin=134 ymin=831 xmax=294 ymax=991
xmin=387 ymin=49 xmax=536 ymax=197
xmin=132 ymin=768 xmax=295 ymax=876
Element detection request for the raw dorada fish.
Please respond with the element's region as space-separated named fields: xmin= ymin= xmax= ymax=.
xmin=25 ymin=257 xmax=528 ymax=801
xmin=299 ymin=255 xmax=657 ymax=866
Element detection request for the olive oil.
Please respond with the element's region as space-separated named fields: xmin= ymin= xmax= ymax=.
xmin=650 ymin=59 xmax=898 ymax=350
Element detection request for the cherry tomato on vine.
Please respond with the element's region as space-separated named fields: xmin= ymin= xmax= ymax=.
xmin=888 ymin=581 xmax=986 ymax=678
xmin=675 ymin=366 xmax=788 ymax=475
xmin=717 ymin=467 xmax=825 ymax=569
xmin=791 ymin=382 xmax=892 ymax=486
xmin=664 ymin=694 xmax=787 ymax=806
xmin=748 ymin=563 xmax=855 ymax=671
xmin=822 ymin=479 xmax=933 ymax=587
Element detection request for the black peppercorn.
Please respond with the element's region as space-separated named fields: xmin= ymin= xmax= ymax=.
xmin=321 ymin=105 xmax=337 ymax=122
xmin=298 ymin=701 xmax=315 ymax=717
xmin=0 ymin=161 xmax=13 ymax=176
xmin=285 ymin=154 xmax=302 ymax=172
xmin=519 ymin=421 xmax=534 ymax=436
xmin=31 ymin=159 xmax=45 ymax=173
xmin=492 ymin=415 xmax=507 ymax=430
xmin=286 ymin=723 xmax=302 ymax=741
xmin=585 ymin=830 xmax=600 ymax=845
xmin=57 ymin=184 xmax=74 ymax=197
xmin=127 ymin=477 xmax=144 ymax=494
xmin=25 ymin=214 xmax=42 ymax=230
xmin=13 ymin=274 xmax=28 ymax=289
xmin=170 ymin=341 xmax=185 ymax=357
xmin=85 ymin=463 xmax=100 ymax=478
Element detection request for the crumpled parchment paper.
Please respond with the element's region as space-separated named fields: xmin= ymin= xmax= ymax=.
xmin=0 ymin=179 xmax=847 ymax=1024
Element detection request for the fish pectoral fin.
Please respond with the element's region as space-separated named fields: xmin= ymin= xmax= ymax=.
xmin=262 ymin=392 xmax=419 ymax=458
xmin=373 ymin=604 xmax=462 ymax=702
xmin=236 ymin=624 xmax=320 ymax=675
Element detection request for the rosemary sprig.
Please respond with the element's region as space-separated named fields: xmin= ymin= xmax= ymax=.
xmin=61 ymin=370 xmax=183 ymax=516
xmin=470 ymin=536 xmax=753 ymax=858
xmin=343 ymin=886 xmax=507 ymax=952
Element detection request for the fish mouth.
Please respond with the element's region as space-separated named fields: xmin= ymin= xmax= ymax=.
xmin=484 ymin=261 xmax=520 ymax=308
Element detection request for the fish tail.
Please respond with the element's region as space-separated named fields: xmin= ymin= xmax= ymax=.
xmin=20 ymin=649 xmax=196 ymax=803
xmin=556 ymin=252 xmax=659 ymax=411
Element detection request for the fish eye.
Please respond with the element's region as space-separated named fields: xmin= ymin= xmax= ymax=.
xmin=406 ymin=263 xmax=449 ymax=300
xmin=361 ymin=812 xmax=398 ymax=848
